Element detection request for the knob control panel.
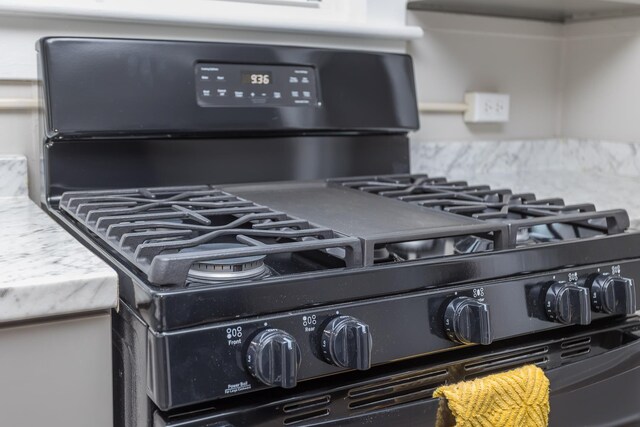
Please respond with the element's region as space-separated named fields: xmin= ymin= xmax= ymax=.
xmin=583 ymin=273 xmax=637 ymax=315
xmin=443 ymin=297 xmax=492 ymax=345
xmin=544 ymin=281 xmax=591 ymax=325
xmin=149 ymin=260 xmax=640 ymax=406
xmin=320 ymin=315 xmax=373 ymax=370
xmin=245 ymin=328 xmax=301 ymax=389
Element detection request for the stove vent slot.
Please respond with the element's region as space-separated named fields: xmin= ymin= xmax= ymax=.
xmin=347 ymin=369 xmax=448 ymax=411
xmin=560 ymin=336 xmax=592 ymax=359
xmin=560 ymin=337 xmax=591 ymax=359
xmin=560 ymin=347 xmax=591 ymax=359
xmin=463 ymin=346 xmax=549 ymax=379
xmin=560 ymin=337 xmax=591 ymax=349
xmin=282 ymin=395 xmax=331 ymax=425
xmin=283 ymin=395 xmax=331 ymax=413
xmin=283 ymin=409 xmax=330 ymax=425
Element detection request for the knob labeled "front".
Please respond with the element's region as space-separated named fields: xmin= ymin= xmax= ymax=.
xmin=584 ymin=273 xmax=637 ymax=315
xmin=245 ymin=329 xmax=301 ymax=389
xmin=320 ymin=316 xmax=373 ymax=370
xmin=545 ymin=281 xmax=591 ymax=325
xmin=444 ymin=297 xmax=492 ymax=345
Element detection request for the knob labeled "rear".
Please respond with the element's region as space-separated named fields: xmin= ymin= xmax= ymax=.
xmin=245 ymin=329 xmax=301 ymax=389
xmin=444 ymin=297 xmax=492 ymax=345
xmin=544 ymin=281 xmax=591 ymax=325
xmin=584 ymin=273 xmax=637 ymax=315
xmin=320 ymin=315 xmax=373 ymax=370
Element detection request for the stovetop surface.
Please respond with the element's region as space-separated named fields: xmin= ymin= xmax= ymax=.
xmin=52 ymin=173 xmax=640 ymax=332
xmin=57 ymin=173 xmax=631 ymax=290
xmin=221 ymin=180 xmax=481 ymax=238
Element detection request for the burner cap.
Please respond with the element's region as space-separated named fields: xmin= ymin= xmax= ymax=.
xmin=183 ymin=243 xmax=268 ymax=282
xmin=373 ymin=246 xmax=392 ymax=262
xmin=387 ymin=239 xmax=441 ymax=260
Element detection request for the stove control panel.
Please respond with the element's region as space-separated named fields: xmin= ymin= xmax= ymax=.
xmin=146 ymin=260 xmax=640 ymax=409
xmin=195 ymin=63 xmax=319 ymax=107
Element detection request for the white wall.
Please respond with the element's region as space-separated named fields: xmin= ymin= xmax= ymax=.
xmin=0 ymin=82 xmax=37 ymax=156
xmin=0 ymin=1 xmax=419 ymax=80
xmin=0 ymin=0 xmax=418 ymax=199
xmin=562 ymin=16 xmax=640 ymax=142
xmin=5 ymin=4 xmax=640 ymax=198
xmin=0 ymin=81 xmax=38 ymax=198
xmin=409 ymin=10 xmax=640 ymax=145
xmin=407 ymin=11 xmax=564 ymax=142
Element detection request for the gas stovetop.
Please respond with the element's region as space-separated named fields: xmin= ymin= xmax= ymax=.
xmin=59 ymin=174 xmax=630 ymax=288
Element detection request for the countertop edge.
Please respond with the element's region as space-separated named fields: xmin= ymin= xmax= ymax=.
xmin=1 ymin=195 xmax=119 ymax=324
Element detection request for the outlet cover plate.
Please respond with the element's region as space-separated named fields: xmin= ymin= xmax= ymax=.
xmin=464 ymin=92 xmax=510 ymax=123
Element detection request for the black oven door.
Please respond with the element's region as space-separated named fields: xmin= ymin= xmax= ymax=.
xmin=313 ymin=336 xmax=640 ymax=427
xmin=155 ymin=319 xmax=640 ymax=427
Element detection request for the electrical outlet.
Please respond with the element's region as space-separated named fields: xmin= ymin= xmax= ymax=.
xmin=464 ymin=92 xmax=510 ymax=123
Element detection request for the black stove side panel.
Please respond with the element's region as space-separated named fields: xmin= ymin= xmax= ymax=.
xmin=112 ymin=302 xmax=155 ymax=427
xmin=44 ymin=134 xmax=409 ymax=203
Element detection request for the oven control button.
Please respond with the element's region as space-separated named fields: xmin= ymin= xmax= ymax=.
xmin=245 ymin=329 xmax=301 ymax=389
xmin=320 ymin=316 xmax=372 ymax=370
xmin=545 ymin=281 xmax=591 ymax=325
xmin=583 ymin=273 xmax=637 ymax=315
xmin=444 ymin=297 xmax=492 ymax=345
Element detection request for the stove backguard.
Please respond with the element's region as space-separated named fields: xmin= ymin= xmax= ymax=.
xmin=37 ymin=38 xmax=418 ymax=206
xmin=43 ymin=135 xmax=410 ymax=206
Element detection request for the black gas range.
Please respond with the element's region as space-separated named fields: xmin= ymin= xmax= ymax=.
xmin=37 ymin=38 xmax=640 ymax=427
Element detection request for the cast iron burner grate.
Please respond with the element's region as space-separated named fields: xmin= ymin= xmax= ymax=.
xmin=59 ymin=186 xmax=362 ymax=286
xmin=330 ymin=174 xmax=630 ymax=247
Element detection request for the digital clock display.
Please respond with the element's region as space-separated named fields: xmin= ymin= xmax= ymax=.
xmin=196 ymin=62 xmax=318 ymax=107
xmin=241 ymin=72 xmax=272 ymax=85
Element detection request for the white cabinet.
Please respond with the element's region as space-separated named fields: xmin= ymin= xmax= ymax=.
xmin=408 ymin=0 xmax=640 ymax=22
xmin=0 ymin=313 xmax=113 ymax=427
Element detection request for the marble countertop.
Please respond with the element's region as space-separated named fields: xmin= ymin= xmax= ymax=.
xmin=0 ymin=156 xmax=117 ymax=324
xmin=0 ymin=155 xmax=28 ymax=197
xmin=444 ymin=170 xmax=640 ymax=230
xmin=411 ymin=139 xmax=640 ymax=229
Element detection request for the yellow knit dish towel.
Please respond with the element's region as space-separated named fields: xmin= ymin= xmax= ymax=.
xmin=433 ymin=365 xmax=550 ymax=427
